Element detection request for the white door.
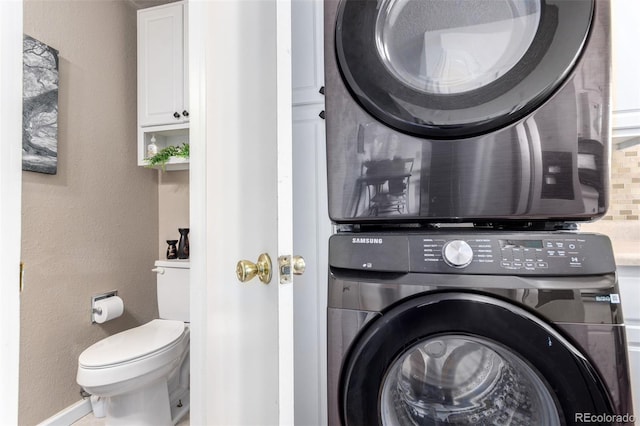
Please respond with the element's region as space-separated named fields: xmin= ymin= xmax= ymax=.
xmin=189 ymin=1 xmax=295 ymax=425
xmin=0 ymin=1 xmax=23 ymax=424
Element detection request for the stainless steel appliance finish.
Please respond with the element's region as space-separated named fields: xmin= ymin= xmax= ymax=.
xmin=328 ymin=231 xmax=634 ymax=425
xmin=324 ymin=0 xmax=611 ymax=224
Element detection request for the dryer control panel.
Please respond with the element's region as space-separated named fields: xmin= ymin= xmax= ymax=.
xmin=329 ymin=231 xmax=616 ymax=276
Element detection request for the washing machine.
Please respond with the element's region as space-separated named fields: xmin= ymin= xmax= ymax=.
xmin=324 ymin=0 xmax=611 ymax=224
xmin=327 ymin=231 xmax=634 ymax=425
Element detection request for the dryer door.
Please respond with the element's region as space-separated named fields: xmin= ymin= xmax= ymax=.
xmin=339 ymin=292 xmax=613 ymax=425
xmin=335 ymin=0 xmax=594 ymax=139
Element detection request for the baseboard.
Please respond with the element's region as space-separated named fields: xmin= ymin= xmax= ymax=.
xmin=37 ymin=399 xmax=92 ymax=426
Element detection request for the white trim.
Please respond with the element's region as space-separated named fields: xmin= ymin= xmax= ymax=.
xmin=314 ymin=115 xmax=331 ymax=426
xmin=0 ymin=1 xmax=23 ymax=423
xmin=36 ymin=399 xmax=92 ymax=426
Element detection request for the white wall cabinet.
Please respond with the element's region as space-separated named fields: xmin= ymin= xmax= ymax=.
xmin=612 ymin=0 xmax=640 ymax=140
xmin=138 ymin=2 xmax=188 ymax=127
xmin=137 ymin=2 xmax=189 ymax=169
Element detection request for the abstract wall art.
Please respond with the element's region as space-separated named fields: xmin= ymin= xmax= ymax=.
xmin=23 ymin=35 xmax=59 ymax=175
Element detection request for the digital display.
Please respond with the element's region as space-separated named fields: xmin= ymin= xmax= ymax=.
xmin=499 ymin=239 xmax=543 ymax=249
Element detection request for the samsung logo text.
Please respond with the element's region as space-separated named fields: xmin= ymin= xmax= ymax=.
xmin=352 ymin=237 xmax=383 ymax=245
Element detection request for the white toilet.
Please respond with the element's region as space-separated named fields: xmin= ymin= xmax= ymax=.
xmin=77 ymin=260 xmax=190 ymax=426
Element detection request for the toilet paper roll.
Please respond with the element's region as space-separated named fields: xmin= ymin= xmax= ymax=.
xmin=93 ymin=296 xmax=124 ymax=324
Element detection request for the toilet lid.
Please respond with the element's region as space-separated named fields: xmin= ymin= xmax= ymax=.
xmin=79 ymin=319 xmax=185 ymax=368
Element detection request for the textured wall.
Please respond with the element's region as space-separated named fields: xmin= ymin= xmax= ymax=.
xmin=20 ymin=1 xmax=160 ymax=424
xmin=158 ymin=170 xmax=190 ymax=260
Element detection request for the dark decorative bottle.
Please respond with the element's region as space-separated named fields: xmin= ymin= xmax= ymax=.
xmin=166 ymin=240 xmax=178 ymax=259
xmin=177 ymin=228 xmax=190 ymax=259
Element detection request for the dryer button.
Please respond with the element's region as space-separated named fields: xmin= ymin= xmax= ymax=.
xmin=442 ymin=240 xmax=474 ymax=268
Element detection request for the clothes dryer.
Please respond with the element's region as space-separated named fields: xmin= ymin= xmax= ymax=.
xmin=327 ymin=231 xmax=634 ymax=425
xmin=324 ymin=0 xmax=611 ymax=224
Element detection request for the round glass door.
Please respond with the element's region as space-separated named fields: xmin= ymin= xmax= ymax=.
xmin=380 ymin=335 xmax=561 ymax=425
xmin=335 ymin=0 xmax=594 ymax=139
xmin=339 ymin=293 xmax=613 ymax=425
xmin=375 ymin=0 xmax=541 ymax=95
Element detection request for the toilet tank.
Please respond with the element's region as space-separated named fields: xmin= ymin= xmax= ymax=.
xmin=154 ymin=260 xmax=190 ymax=322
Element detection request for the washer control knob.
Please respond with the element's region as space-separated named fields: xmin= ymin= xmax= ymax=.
xmin=442 ymin=240 xmax=473 ymax=268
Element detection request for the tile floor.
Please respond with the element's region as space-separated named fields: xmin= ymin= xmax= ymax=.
xmin=72 ymin=411 xmax=189 ymax=425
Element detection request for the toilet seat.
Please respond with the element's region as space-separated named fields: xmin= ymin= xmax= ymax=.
xmin=77 ymin=319 xmax=189 ymax=391
xmin=79 ymin=319 xmax=185 ymax=368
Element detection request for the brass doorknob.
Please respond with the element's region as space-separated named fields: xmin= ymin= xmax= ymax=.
xmin=236 ymin=253 xmax=272 ymax=284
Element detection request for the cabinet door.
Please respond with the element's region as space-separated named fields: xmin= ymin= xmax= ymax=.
xmin=612 ymin=0 xmax=640 ymax=137
xmin=138 ymin=3 xmax=187 ymax=127
xmin=293 ymin=104 xmax=331 ymax=426
xmin=292 ymin=0 xmax=324 ymax=105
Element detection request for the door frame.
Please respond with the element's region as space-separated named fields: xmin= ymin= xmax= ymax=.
xmin=0 ymin=1 xmax=23 ymax=423
xmin=186 ymin=2 xmax=207 ymax=423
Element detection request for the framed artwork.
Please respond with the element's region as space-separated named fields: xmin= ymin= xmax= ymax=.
xmin=23 ymin=35 xmax=59 ymax=175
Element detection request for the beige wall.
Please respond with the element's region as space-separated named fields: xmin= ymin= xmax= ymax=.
xmin=158 ymin=170 xmax=190 ymax=259
xmin=20 ymin=1 xmax=160 ymax=424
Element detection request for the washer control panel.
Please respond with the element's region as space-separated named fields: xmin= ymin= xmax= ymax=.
xmin=410 ymin=233 xmax=613 ymax=275
xmin=329 ymin=231 xmax=615 ymax=276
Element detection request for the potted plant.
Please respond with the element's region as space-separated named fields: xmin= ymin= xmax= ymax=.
xmin=145 ymin=142 xmax=189 ymax=171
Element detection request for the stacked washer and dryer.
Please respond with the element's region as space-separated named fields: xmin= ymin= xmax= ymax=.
xmin=323 ymin=0 xmax=634 ymax=425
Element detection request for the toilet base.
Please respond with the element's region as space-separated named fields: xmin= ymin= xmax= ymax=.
xmin=170 ymin=388 xmax=190 ymax=425
xmin=104 ymin=379 xmax=172 ymax=426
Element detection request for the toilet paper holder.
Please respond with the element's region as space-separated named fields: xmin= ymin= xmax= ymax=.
xmin=91 ymin=290 xmax=118 ymax=323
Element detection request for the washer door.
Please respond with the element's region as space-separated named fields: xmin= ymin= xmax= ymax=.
xmin=335 ymin=0 xmax=594 ymax=139
xmin=340 ymin=293 xmax=613 ymax=425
